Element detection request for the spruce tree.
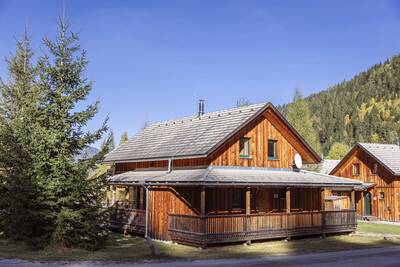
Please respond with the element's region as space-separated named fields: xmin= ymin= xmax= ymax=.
xmin=32 ymin=19 xmax=110 ymax=249
xmin=0 ymin=31 xmax=51 ymax=246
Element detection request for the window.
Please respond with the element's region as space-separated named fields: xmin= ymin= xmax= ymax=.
xmin=232 ymin=188 xmax=244 ymax=209
xmin=239 ymin=137 xmax=251 ymax=158
xmin=372 ymin=163 xmax=378 ymax=175
xmin=379 ymin=192 xmax=385 ymax=200
xmin=352 ymin=163 xmax=360 ymax=176
xmin=268 ymin=140 xmax=278 ymax=160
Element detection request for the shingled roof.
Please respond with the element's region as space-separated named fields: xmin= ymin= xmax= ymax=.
xmin=358 ymin=143 xmax=400 ymax=175
xmin=330 ymin=143 xmax=400 ymax=176
xmin=108 ymin=166 xmax=361 ymax=188
xmin=103 ymin=102 xmax=321 ymax=163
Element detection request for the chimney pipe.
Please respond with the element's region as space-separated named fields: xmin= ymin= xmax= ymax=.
xmin=198 ymin=99 xmax=205 ymax=116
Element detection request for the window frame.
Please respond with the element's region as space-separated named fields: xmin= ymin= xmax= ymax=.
xmin=267 ymin=139 xmax=278 ymax=160
xmin=352 ymin=163 xmax=360 ymax=176
xmin=239 ymin=137 xmax=251 ymax=158
xmin=379 ymin=192 xmax=385 ymax=200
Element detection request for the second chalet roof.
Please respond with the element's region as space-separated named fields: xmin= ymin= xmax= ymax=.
xmin=104 ymin=102 xmax=321 ymax=163
xmin=358 ymin=143 xmax=400 ymax=175
xmin=108 ymin=166 xmax=361 ymax=188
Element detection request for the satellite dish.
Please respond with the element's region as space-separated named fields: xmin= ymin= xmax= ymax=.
xmin=294 ymin=153 xmax=303 ymax=169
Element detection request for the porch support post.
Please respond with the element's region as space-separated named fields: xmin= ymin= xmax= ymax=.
xmin=200 ymin=186 xmax=206 ymax=248
xmin=111 ymin=185 xmax=116 ymax=206
xmin=286 ymin=187 xmax=291 ymax=241
xmin=245 ymin=187 xmax=251 ymax=245
xmin=350 ymin=189 xmax=355 ymax=210
xmin=129 ymin=186 xmax=135 ymax=209
xmin=321 ymin=188 xmax=326 ymax=238
xmin=201 ymin=186 xmax=206 ymax=216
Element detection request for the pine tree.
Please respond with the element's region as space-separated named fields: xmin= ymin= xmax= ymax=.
xmin=285 ymin=88 xmax=322 ymax=155
xmin=32 ymin=19 xmax=110 ymax=249
xmin=0 ymin=31 xmax=51 ymax=246
xmin=119 ymin=131 xmax=129 ymax=145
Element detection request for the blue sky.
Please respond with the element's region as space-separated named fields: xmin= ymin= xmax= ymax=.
xmin=1 ymin=0 xmax=400 ymax=146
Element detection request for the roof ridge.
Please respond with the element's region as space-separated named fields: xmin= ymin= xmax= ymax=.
xmin=358 ymin=142 xmax=399 ymax=147
xmin=149 ymin=102 xmax=267 ymax=127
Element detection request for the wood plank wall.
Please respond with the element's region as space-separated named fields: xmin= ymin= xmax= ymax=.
xmin=208 ymin=109 xmax=316 ymax=167
xmin=331 ymin=147 xmax=400 ymax=221
xmin=148 ymin=186 xmax=200 ymax=240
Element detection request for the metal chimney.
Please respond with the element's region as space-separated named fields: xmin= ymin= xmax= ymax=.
xmin=198 ymin=99 xmax=205 ymax=116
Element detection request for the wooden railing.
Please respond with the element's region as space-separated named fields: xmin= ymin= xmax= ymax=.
xmin=169 ymin=210 xmax=356 ymax=246
xmin=109 ymin=202 xmax=146 ymax=234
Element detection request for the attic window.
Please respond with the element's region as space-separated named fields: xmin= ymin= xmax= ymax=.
xmin=352 ymin=163 xmax=360 ymax=176
xmin=372 ymin=163 xmax=378 ymax=175
xmin=239 ymin=137 xmax=251 ymax=158
xmin=268 ymin=140 xmax=278 ymax=160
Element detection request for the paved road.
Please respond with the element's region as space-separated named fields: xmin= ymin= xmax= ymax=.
xmin=1 ymin=246 xmax=400 ymax=267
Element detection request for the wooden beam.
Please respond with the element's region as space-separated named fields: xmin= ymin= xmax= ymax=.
xmin=246 ymin=187 xmax=251 ymax=215
xmin=350 ymin=189 xmax=355 ymax=210
xmin=129 ymin=186 xmax=135 ymax=209
xmin=200 ymin=186 xmax=206 ymax=216
xmin=111 ymin=185 xmax=116 ymax=205
xmin=320 ymin=188 xmax=325 ymax=211
xmin=321 ymin=188 xmax=326 ymax=239
xmin=245 ymin=187 xmax=251 ymax=245
xmin=286 ymin=187 xmax=291 ymax=213
xmin=395 ymin=190 xmax=399 ymax=221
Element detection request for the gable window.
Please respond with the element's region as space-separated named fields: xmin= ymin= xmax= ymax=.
xmin=239 ymin=137 xmax=251 ymax=158
xmin=379 ymin=192 xmax=385 ymax=200
xmin=352 ymin=163 xmax=360 ymax=176
xmin=372 ymin=163 xmax=378 ymax=175
xmin=232 ymin=188 xmax=244 ymax=209
xmin=268 ymin=140 xmax=278 ymax=160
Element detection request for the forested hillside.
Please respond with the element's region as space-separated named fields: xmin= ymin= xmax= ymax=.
xmin=282 ymin=55 xmax=400 ymax=156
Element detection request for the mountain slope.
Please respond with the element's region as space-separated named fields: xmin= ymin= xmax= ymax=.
xmin=283 ymin=55 xmax=400 ymax=155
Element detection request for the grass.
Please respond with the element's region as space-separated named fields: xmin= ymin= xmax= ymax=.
xmin=357 ymin=221 xmax=400 ymax=235
xmin=1 ymin=231 xmax=400 ymax=262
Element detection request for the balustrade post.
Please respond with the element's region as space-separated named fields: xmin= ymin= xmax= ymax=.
xmin=321 ymin=188 xmax=326 ymax=238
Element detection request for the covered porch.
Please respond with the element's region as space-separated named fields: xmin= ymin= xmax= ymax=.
xmin=107 ymin=166 xmax=360 ymax=246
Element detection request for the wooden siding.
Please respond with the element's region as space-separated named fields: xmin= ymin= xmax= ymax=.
xmin=331 ymin=147 xmax=400 ymax=221
xmin=148 ymin=186 xmax=200 ymax=240
xmin=209 ymin=109 xmax=316 ymax=168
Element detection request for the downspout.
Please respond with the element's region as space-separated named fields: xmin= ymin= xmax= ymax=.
xmin=167 ymin=158 xmax=173 ymax=173
xmin=145 ymin=185 xmax=149 ymax=238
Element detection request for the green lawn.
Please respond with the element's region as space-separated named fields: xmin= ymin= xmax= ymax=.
xmin=1 ymin=230 xmax=400 ymax=262
xmin=357 ymin=221 xmax=400 ymax=235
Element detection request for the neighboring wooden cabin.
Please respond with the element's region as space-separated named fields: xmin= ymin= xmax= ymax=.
xmin=330 ymin=143 xmax=400 ymax=222
xmin=104 ymin=102 xmax=360 ymax=246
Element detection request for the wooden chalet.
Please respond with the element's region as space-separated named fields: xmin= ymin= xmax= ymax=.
xmin=330 ymin=142 xmax=400 ymax=222
xmin=104 ymin=102 xmax=360 ymax=247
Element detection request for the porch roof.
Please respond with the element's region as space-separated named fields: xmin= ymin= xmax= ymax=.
xmin=108 ymin=166 xmax=361 ymax=188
